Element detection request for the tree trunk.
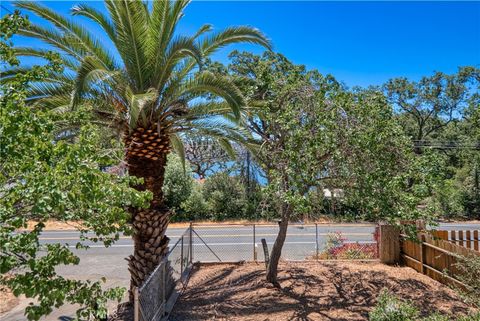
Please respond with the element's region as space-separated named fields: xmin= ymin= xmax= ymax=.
xmin=266 ymin=201 xmax=291 ymax=287
xmin=124 ymin=125 xmax=171 ymax=301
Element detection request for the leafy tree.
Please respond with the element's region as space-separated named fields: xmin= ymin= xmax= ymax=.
xmin=384 ymin=67 xmax=479 ymax=152
xmin=387 ymin=69 xmax=480 ymax=219
xmin=220 ymin=51 xmax=437 ymax=285
xmin=8 ymin=0 xmax=271 ymax=297
xmin=0 ymin=12 xmax=150 ymax=320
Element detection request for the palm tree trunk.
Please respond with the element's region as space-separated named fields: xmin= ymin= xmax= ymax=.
xmin=124 ymin=125 xmax=171 ymax=301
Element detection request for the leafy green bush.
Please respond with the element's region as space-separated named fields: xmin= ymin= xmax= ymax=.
xmin=163 ymin=154 xmax=193 ymax=211
xmin=369 ymin=289 xmax=419 ymax=321
xmin=203 ymin=172 xmax=247 ymax=220
xmin=370 ymin=290 xmax=480 ymax=321
xmin=453 ymin=254 xmax=480 ymax=308
xmin=179 ymin=181 xmax=209 ymax=221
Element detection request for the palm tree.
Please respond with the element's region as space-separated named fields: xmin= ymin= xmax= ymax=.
xmin=11 ymin=0 xmax=270 ymax=298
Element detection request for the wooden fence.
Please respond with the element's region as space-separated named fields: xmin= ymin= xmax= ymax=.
xmin=400 ymin=230 xmax=480 ymax=289
xmin=431 ymin=230 xmax=479 ymax=251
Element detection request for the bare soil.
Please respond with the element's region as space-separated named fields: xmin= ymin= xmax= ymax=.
xmin=0 ymin=284 xmax=18 ymax=315
xmin=170 ymin=261 xmax=477 ymax=321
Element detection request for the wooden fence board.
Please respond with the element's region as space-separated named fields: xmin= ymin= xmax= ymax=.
xmin=466 ymin=230 xmax=471 ymax=249
xmin=399 ymin=230 xmax=479 ymax=290
xmin=432 ymin=229 xmax=479 ymax=252
xmin=475 ymin=231 xmax=479 ymax=251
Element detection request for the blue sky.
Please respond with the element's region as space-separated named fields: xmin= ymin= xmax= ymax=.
xmin=3 ymin=1 xmax=480 ymax=87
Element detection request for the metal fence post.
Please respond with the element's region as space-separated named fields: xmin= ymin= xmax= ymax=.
xmin=253 ymin=224 xmax=257 ymax=262
xmin=180 ymin=235 xmax=184 ymax=277
xmin=162 ymin=262 xmax=166 ymax=309
xmin=134 ymin=287 xmax=139 ymax=321
xmin=189 ymin=222 xmax=193 ymax=264
xmin=315 ymin=223 xmax=319 ymax=260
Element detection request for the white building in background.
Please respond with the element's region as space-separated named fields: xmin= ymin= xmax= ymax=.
xmin=322 ymin=188 xmax=344 ymax=199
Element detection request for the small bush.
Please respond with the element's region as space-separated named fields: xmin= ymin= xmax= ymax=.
xmin=202 ymin=173 xmax=247 ymax=220
xmin=178 ymin=181 xmax=209 ymax=221
xmin=452 ymin=254 xmax=480 ymax=308
xmin=164 ymin=154 xmax=193 ymax=210
xmin=421 ymin=314 xmax=450 ymax=321
xmin=369 ymin=289 xmax=419 ymax=321
xmin=370 ymin=290 xmax=480 ymax=321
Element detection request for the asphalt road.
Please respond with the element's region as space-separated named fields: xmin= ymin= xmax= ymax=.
xmin=3 ymin=222 xmax=480 ymax=321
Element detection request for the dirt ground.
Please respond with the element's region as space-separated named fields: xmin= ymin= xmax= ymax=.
xmin=170 ymin=261 xmax=477 ymax=321
xmin=0 ymin=284 xmax=18 ymax=315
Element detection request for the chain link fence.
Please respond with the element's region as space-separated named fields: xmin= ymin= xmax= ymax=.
xmin=135 ymin=226 xmax=192 ymax=321
xmin=192 ymin=223 xmax=379 ymax=262
xmin=134 ymin=222 xmax=378 ymax=321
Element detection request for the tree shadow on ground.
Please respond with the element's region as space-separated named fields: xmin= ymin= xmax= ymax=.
xmin=170 ymin=262 xmax=473 ymax=321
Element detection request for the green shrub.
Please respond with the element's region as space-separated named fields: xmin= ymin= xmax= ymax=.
xmin=202 ymin=173 xmax=247 ymax=220
xmin=421 ymin=314 xmax=450 ymax=321
xmin=453 ymin=254 xmax=480 ymax=308
xmin=163 ymin=154 xmax=193 ymax=211
xmin=370 ymin=290 xmax=479 ymax=321
xmin=179 ymin=182 xmax=209 ymax=221
xmin=369 ymin=289 xmax=419 ymax=321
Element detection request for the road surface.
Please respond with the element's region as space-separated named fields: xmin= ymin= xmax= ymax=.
xmin=3 ymin=222 xmax=479 ymax=321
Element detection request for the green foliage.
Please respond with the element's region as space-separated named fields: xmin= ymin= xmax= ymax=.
xmin=386 ymin=67 xmax=480 ymax=220
xmin=175 ymin=172 xmax=261 ymax=221
xmin=163 ymin=153 xmax=193 ymax=211
xmin=179 ymin=182 xmax=210 ymax=221
xmin=384 ymin=67 xmax=479 ymax=142
xmin=7 ymin=0 xmax=271 ymax=167
xmin=203 ymin=173 xmax=248 ymax=220
xmin=0 ymin=12 xmax=150 ymax=320
xmin=218 ymin=51 xmax=441 ymax=228
xmin=369 ymin=290 xmax=419 ymax=321
xmin=369 ymin=290 xmax=480 ymax=321
xmin=452 ymin=255 xmax=480 ymax=308
xmin=0 ymin=10 xmax=29 ymax=65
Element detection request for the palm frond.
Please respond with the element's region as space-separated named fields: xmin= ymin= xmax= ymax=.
xmin=180 ymin=71 xmax=245 ymax=119
xmin=104 ymin=0 xmax=149 ymax=90
xmin=15 ymin=1 xmax=116 ymax=69
xmin=125 ymin=88 xmax=158 ymax=130
xmin=71 ymin=3 xmax=116 ymax=42
xmin=216 ymin=137 xmax=237 ymax=159
xmin=13 ymin=47 xmax=79 ymax=69
xmin=72 ymin=56 xmax=118 ymax=107
xmin=153 ymin=36 xmax=203 ymax=92
xmin=201 ymin=26 xmax=272 ymax=56
xmin=169 ymin=133 xmax=186 ymax=172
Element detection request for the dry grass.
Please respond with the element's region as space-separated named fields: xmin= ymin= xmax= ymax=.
xmin=171 ymin=261 xmax=478 ymax=321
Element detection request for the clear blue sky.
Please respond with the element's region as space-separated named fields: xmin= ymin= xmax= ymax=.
xmin=3 ymin=1 xmax=480 ymax=87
